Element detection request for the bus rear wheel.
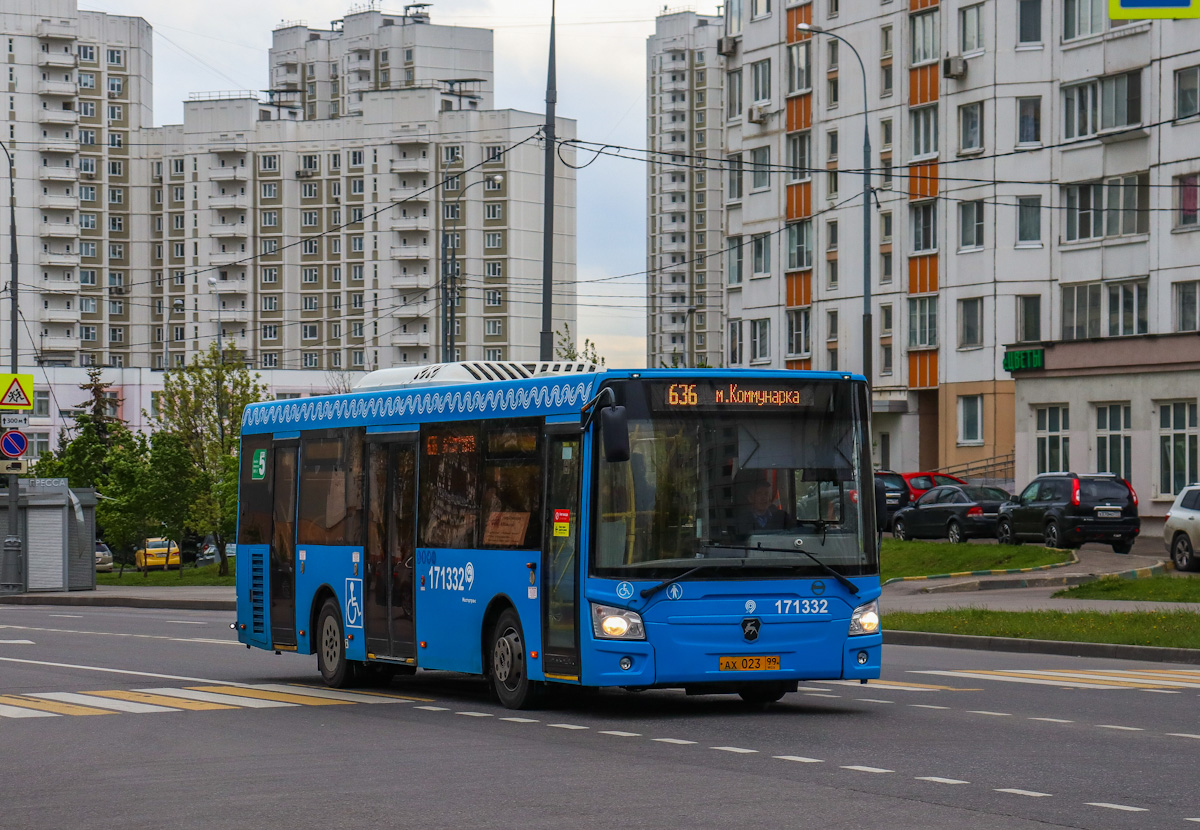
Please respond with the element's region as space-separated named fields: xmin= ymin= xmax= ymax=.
xmin=490 ymin=608 xmax=541 ymax=710
xmin=317 ymin=598 xmax=354 ymax=688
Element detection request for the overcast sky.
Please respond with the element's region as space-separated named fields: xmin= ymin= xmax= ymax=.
xmin=76 ymin=0 xmax=721 ymax=368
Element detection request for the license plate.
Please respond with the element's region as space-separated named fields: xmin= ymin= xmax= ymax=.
xmin=719 ymin=655 xmax=781 ymax=672
xmin=1097 ymin=509 xmax=1120 ymax=518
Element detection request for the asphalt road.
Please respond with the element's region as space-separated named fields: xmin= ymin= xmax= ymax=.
xmin=1 ymin=604 xmax=1197 ymax=830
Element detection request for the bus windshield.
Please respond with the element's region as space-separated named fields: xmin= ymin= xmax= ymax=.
xmin=592 ymin=379 xmax=876 ymax=580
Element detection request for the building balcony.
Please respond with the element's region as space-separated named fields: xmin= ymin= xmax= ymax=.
xmin=38 ymin=80 xmax=77 ymax=97
xmin=208 ymin=251 xmax=248 ymax=267
xmin=210 ymin=278 xmax=249 ymax=294
xmin=390 ymin=332 xmax=428 ymax=347
xmin=37 ymin=21 xmax=78 ymax=40
xmin=38 ymin=140 xmax=76 ymax=156
xmin=660 ymin=178 xmax=687 ymax=193
xmin=660 ymin=100 xmax=687 ymax=113
xmin=38 ymin=193 xmax=77 ymax=210
xmin=389 ymin=186 xmax=428 ymax=202
xmin=211 ymin=222 xmax=249 ymax=238
xmin=659 ymin=77 xmax=686 ymax=92
xmin=37 ymin=53 xmax=76 ymax=69
xmin=39 ymin=334 xmax=78 ymax=351
xmin=390 ymin=245 xmax=432 ymax=260
xmin=38 ymin=109 xmax=79 ymax=126
xmin=209 ymin=166 xmax=249 ymax=182
xmin=346 ymin=73 xmax=373 ymax=93
xmin=39 ymin=165 xmax=78 ymax=183
xmin=39 ymin=223 xmax=79 ymax=239
xmin=389 ymin=216 xmax=430 ymax=232
xmin=390 ymin=157 xmax=431 ymax=174
xmin=387 ymin=271 xmax=435 ymax=291
xmin=42 ymin=307 xmax=80 ymax=324
xmin=38 ymin=280 xmax=76 ymax=294
xmin=38 ymin=251 xmax=79 ymax=267
xmin=209 ymin=195 xmax=249 ymax=211
xmin=214 ymin=306 xmax=250 ymax=321
xmin=393 ymin=299 xmax=437 ymax=318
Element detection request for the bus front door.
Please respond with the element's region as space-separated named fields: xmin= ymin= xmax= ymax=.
xmin=269 ymin=443 xmax=298 ymax=648
xmin=542 ymin=433 xmax=582 ymax=677
xmin=365 ymin=439 xmax=417 ymax=661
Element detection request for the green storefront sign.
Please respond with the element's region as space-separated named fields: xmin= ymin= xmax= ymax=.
xmin=1003 ymin=348 xmax=1045 ymax=372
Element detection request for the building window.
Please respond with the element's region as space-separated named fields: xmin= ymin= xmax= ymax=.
xmin=910 ymin=105 xmax=938 ymax=158
xmin=1096 ymin=403 xmax=1132 ymax=481
xmin=727 ymin=236 xmax=744 ymax=285
xmin=727 ymin=154 xmax=743 ymax=201
xmin=751 ymin=59 xmax=771 ymax=103
xmin=959 ymin=201 xmax=984 ymax=250
xmin=786 ymin=42 xmax=810 ymax=93
xmin=1062 ymin=283 xmax=1101 ymax=340
xmin=1107 ymin=279 xmax=1148 ymax=337
xmin=1018 ymin=295 xmax=1042 ymax=342
xmin=1063 ymin=173 xmax=1149 ymax=241
xmin=1159 ymin=401 xmax=1199 ymax=496
xmin=1176 ymin=173 xmax=1198 ymax=228
xmin=751 ymin=233 xmax=771 ymax=276
xmin=1018 ymin=196 xmax=1042 ymax=244
xmin=959 ymin=297 xmax=983 ymax=348
xmin=485 ymin=232 xmax=502 ymax=249
xmin=1063 ymin=71 xmax=1141 ymax=140
xmin=911 ymin=10 xmax=939 ymax=66
xmin=908 ymin=296 xmax=938 ymax=348
xmin=750 ymin=147 xmax=770 ymax=190
xmin=1176 ymin=281 xmax=1200 ymax=332
xmin=728 ymin=319 xmax=743 ymax=365
xmin=787 ymin=220 xmax=812 ymax=270
xmin=787 ymin=308 xmax=811 ymax=356
xmin=958 ymin=395 xmax=983 ymax=445
xmin=1064 ymin=0 xmax=1104 ymax=40
xmin=1017 ymin=0 xmax=1042 ymax=44
xmin=1036 ymin=406 xmax=1070 ymax=474
xmin=959 ymin=102 xmax=983 ymax=152
xmin=786 ymin=132 xmax=810 ymax=181
xmin=726 ymin=69 xmax=742 ymax=119
xmin=750 ymin=319 xmax=770 ymax=362
xmin=1177 ymin=66 xmax=1200 ymax=120
xmin=486 ymin=319 xmax=502 ymax=336
xmin=960 ymin=4 xmax=984 ymax=53
xmin=912 ymin=202 xmax=937 ymax=252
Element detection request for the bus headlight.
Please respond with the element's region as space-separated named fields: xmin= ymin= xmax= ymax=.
xmin=591 ymin=604 xmax=646 ymax=640
xmin=848 ymin=600 xmax=880 ymax=636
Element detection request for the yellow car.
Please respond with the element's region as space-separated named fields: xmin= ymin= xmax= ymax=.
xmin=135 ymin=538 xmax=181 ymax=571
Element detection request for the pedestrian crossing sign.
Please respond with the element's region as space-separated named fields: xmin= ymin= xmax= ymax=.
xmin=0 ymin=374 xmax=34 ymax=410
xmin=1111 ymin=0 xmax=1200 ymax=17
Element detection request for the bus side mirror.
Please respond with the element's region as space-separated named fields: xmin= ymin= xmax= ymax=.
xmin=601 ymin=405 xmax=630 ymax=463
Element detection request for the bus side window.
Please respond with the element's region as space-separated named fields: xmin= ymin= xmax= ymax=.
xmin=238 ymin=434 xmax=272 ymax=545
xmin=419 ymin=422 xmax=481 ymax=548
xmin=481 ymin=423 xmax=542 ymax=550
xmin=297 ymin=429 xmax=364 ymax=546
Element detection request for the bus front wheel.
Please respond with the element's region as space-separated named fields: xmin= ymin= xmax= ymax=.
xmin=317 ymin=598 xmax=353 ymax=688
xmin=490 ymin=608 xmax=541 ymax=710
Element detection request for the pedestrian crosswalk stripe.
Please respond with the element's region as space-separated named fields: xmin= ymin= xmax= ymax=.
xmin=910 ymin=670 xmax=1186 ymax=690
xmin=256 ymin=684 xmax=409 ymax=704
xmin=0 ymin=702 xmax=58 ymax=719
xmin=137 ymin=687 xmax=298 ymax=708
xmin=0 ymin=694 xmax=115 ymax=716
xmin=26 ymin=692 xmax=178 ymax=714
xmin=86 ymin=689 xmax=236 ymax=711
xmin=186 ymin=685 xmax=353 ymax=706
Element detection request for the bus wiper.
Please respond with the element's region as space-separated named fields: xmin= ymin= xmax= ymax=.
xmin=703 ymin=543 xmax=859 ymax=596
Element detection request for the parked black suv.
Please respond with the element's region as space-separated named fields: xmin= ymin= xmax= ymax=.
xmin=996 ymin=473 xmax=1139 ymax=553
xmin=874 ymin=471 xmax=911 ymax=531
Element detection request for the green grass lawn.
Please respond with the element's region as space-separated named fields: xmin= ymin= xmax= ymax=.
xmin=884 ymin=608 xmax=1200 ymax=650
xmin=1054 ymin=574 xmax=1200 ymax=603
xmin=97 ymin=563 xmax=236 ymax=587
xmin=880 ymin=539 xmax=1070 ymax=583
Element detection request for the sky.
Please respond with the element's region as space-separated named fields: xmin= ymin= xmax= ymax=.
xmin=76 ymin=0 xmax=721 ymax=368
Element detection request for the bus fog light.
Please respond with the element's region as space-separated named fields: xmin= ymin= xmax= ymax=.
xmin=857 ymin=651 xmax=869 ymax=665
xmin=849 ymin=600 xmax=880 ymax=636
xmin=591 ymin=603 xmax=646 ymax=640
xmin=619 ymin=656 xmax=633 ymax=671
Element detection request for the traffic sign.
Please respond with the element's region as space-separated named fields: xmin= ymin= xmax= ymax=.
xmin=0 ymin=413 xmax=28 ymax=429
xmin=0 ymin=459 xmax=28 ymax=475
xmin=0 ymin=374 xmax=34 ymax=410
xmin=0 ymin=430 xmax=28 ymax=459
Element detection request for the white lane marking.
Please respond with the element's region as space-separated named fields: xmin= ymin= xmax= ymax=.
xmin=137 ymin=688 xmax=295 ymax=708
xmin=1017 ymin=669 xmax=1200 ymax=689
xmin=253 ymin=684 xmax=407 ymax=704
xmin=28 ymin=692 xmax=178 ymax=714
xmin=911 ymin=670 xmax=1118 ymax=690
xmin=1185 ymin=818 xmax=1200 ymax=823
xmin=910 ymin=704 xmax=950 ymax=710
xmin=0 ymin=657 xmax=244 ymax=685
xmin=1096 ymin=724 xmax=1142 ymax=731
xmin=841 ymin=765 xmax=893 ymax=774
xmin=548 ymin=723 xmax=588 ymax=730
xmin=47 ymin=615 xmax=81 ymax=618
xmin=162 ymin=620 xmax=207 ymax=625
xmin=599 ymin=730 xmax=641 ymax=737
xmin=1085 ymin=803 xmax=1147 ymax=812
xmin=0 ymin=639 xmax=34 ymax=644
xmin=712 ymin=746 xmax=758 ymax=754
xmin=1168 ymin=733 xmax=1200 ymax=740
xmin=828 ymin=681 xmax=939 ymax=693
xmin=916 ymin=777 xmax=970 ymax=785
xmin=804 ymin=687 xmax=833 ymax=692
xmin=653 ymin=738 xmax=696 ymax=745
xmin=414 ymin=705 xmax=449 ymax=711
xmin=455 ymin=711 xmax=493 ymax=717
xmin=774 ymin=756 xmax=824 ymax=763
xmin=805 ymin=693 xmax=841 ymax=699
xmin=1028 ymin=717 xmax=1073 ymax=723
xmin=0 ymin=703 xmax=58 ymax=718
xmin=968 ymin=711 xmax=1011 ymax=717
xmin=500 ymin=717 xmax=538 ymax=723
xmin=1140 ymin=689 xmax=1180 ymax=694
xmin=0 ymin=624 xmax=240 ymax=647
xmin=995 ymin=788 xmax=1052 ymax=797
xmin=855 ymin=698 xmax=893 ymax=704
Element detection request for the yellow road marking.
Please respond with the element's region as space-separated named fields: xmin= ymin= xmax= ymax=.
xmin=0 ymin=694 xmax=116 ymax=716
xmin=188 ymin=686 xmax=352 ymax=706
xmin=85 ymin=690 xmax=236 ymax=711
xmin=956 ymin=670 xmax=1172 ymax=689
xmin=283 ymin=684 xmax=435 ymax=703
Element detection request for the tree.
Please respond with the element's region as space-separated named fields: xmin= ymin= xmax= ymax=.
xmin=93 ymin=432 xmax=151 ymax=574
xmin=32 ymin=368 xmax=130 ymax=488
xmin=151 ymin=342 xmax=270 ymax=576
xmin=554 ymin=323 xmax=606 ymax=367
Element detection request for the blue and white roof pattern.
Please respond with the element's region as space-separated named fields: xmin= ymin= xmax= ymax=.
xmin=241 ymin=375 xmax=598 ymax=434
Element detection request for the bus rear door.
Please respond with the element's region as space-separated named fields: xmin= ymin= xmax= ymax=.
xmin=364 ymin=437 xmax=417 ymax=662
xmin=542 ymin=431 xmax=582 ymax=679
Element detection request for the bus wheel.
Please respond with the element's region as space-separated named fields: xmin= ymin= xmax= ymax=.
xmin=317 ymin=598 xmax=353 ymax=688
xmin=490 ymin=609 xmax=541 ymax=710
xmin=739 ymin=684 xmax=788 ymax=706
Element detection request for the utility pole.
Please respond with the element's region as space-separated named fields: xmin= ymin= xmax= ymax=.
xmin=1 ymin=143 xmax=20 ymax=593
xmin=538 ymin=0 xmax=557 ymax=361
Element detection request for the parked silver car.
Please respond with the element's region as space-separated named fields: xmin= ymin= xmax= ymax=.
xmin=95 ymin=542 xmax=113 ymax=573
xmin=1163 ymin=485 xmax=1200 ymax=571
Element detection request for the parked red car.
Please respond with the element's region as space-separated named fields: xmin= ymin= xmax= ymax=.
xmin=901 ymin=471 xmax=968 ymax=500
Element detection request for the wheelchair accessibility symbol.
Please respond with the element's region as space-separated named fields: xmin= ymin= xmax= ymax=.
xmin=615 ymin=581 xmax=634 ymax=600
xmin=344 ymin=578 xmax=363 ymax=629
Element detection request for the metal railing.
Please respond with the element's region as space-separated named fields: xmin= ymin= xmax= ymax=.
xmin=938 ymin=451 xmax=1015 ymax=481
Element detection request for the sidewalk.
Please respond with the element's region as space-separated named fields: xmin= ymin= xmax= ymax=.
xmin=0 ymin=585 xmax=236 ymax=611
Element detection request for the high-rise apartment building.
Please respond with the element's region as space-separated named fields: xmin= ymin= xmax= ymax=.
xmin=646 ymin=11 xmax=725 ymax=368
xmin=653 ymin=2 xmax=1200 ymax=518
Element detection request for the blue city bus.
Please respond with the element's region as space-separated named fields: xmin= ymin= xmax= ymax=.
xmin=234 ymin=362 xmax=882 ymax=708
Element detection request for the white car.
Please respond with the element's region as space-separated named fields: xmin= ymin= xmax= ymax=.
xmin=198 ymin=542 xmax=237 ymax=565
xmin=95 ymin=542 xmax=113 ymax=572
xmin=1163 ymin=485 xmax=1200 ymax=571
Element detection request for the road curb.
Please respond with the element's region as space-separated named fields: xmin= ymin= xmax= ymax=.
xmin=882 ymin=552 xmax=1080 ymax=587
xmin=884 ymin=629 xmax=1200 ymax=665
xmin=0 ymin=593 xmax=235 ymax=611
xmin=918 ymin=560 xmax=1169 ymax=594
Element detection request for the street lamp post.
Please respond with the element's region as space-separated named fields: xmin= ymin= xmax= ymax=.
xmin=0 ymin=142 xmax=19 ymax=593
xmin=207 ymin=276 xmax=225 ymax=449
xmin=444 ymin=173 xmax=503 ymax=362
xmin=797 ymin=23 xmax=872 ymax=395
